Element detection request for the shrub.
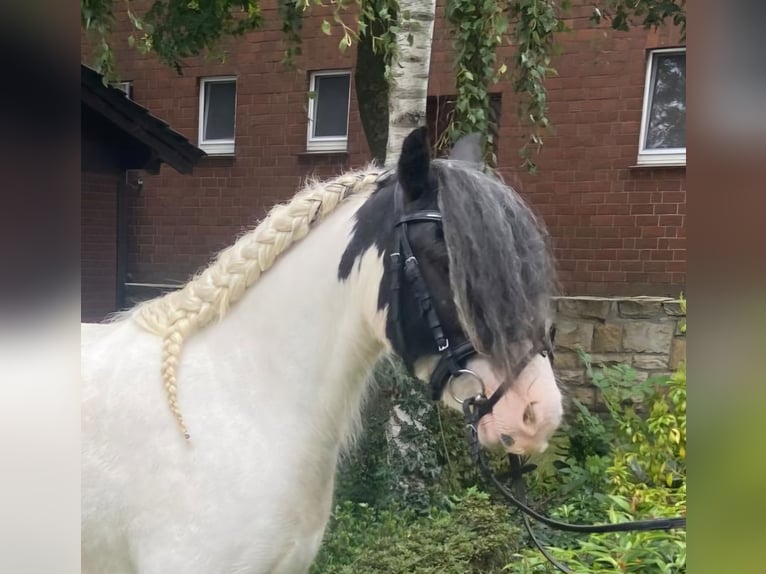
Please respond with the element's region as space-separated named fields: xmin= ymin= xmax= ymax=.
xmin=334 ymin=358 xmax=489 ymax=513
xmin=319 ymin=335 xmax=686 ymax=574
xmin=513 ymin=354 xmax=687 ymax=573
xmin=311 ymin=488 xmax=521 ymax=574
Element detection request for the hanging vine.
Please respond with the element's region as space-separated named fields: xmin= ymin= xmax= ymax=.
xmin=507 ymin=0 xmax=568 ymax=172
xmin=446 ymin=0 xmax=506 ymax=166
xmin=275 ymin=0 xmax=685 ymax=171
xmin=82 ymin=0 xmax=685 ymax=170
xmin=279 ymin=0 xmax=399 ymax=74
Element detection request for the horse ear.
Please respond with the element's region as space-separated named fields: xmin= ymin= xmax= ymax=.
xmin=449 ymin=133 xmax=483 ymax=165
xmin=397 ymin=126 xmax=431 ymax=202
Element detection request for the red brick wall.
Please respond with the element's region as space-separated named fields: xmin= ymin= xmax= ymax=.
xmin=82 ymin=171 xmax=119 ymax=321
xmin=86 ymin=0 xmax=685 ymax=295
xmin=494 ymin=9 xmax=686 ymax=296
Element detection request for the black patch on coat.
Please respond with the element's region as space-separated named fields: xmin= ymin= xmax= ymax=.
xmin=337 ymin=132 xmax=468 ymax=373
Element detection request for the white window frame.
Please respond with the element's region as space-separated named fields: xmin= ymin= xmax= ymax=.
xmin=198 ymin=76 xmax=237 ymax=156
xmin=637 ymin=47 xmax=686 ymax=167
xmin=307 ymin=70 xmax=352 ymax=153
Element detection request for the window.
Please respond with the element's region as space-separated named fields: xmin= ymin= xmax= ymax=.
xmin=307 ymin=70 xmax=351 ymax=152
xmin=198 ymin=77 xmax=237 ymax=155
xmin=638 ymin=48 xmax=686 ymax=166
xmin=112 ymin=81 xmax=133 ymax=99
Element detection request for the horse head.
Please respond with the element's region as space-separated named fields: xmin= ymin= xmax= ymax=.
xmin=343 ymin=127 xmax=563 ymax=455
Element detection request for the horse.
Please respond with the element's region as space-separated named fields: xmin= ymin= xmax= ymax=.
xmin=81 ymin=127 xmax=563 ymax=574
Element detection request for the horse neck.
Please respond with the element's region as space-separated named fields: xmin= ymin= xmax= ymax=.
xmin=197 ymin=196 xmax=388 ymax=448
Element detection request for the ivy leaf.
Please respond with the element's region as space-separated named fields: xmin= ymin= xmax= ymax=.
xmin=127 ymin=10 xmax=143 ymax=31
xmin=321 ymin=20 xmax=331 ymax=35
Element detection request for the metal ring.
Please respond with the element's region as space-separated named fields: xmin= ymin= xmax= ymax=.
xmin=448 ymin=369 xmax=487 ymax=405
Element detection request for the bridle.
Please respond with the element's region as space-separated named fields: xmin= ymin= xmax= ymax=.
xmin=388 ymin=181 xmax=552 ymax=413
xmin=387 ymin=183 xmax=484 ymax=401
xmin=386 ymin=181 xmax=686 ymax=573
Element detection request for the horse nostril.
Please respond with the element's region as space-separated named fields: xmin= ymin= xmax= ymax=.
xmin=523 ymin=403 xmax=537 ymax=425
xmin=500 ymin=433 xmax=515 ymax=448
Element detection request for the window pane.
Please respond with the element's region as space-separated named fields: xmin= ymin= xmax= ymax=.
xmin=313 ymin=74 xmax=350 ymax=138
xmin=204 ymin=81 xmax=236 ymax=141
xmin=645 ymin=53 xmax=686 ymax=150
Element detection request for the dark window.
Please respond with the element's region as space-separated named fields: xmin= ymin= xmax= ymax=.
xmin=203 ymin=80 xmax=236 ymax=141
xmin=644 ymin=51 xmax=686 ymax=150
xmin=312 ymin=73 xmax=351 ymax=138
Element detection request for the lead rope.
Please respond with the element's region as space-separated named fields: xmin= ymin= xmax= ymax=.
xmin=462 ymin=398 xmax=686 ymax=574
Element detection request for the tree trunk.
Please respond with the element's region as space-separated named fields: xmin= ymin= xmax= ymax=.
xmin=384 ymin=0 xmax=436 ymax=167
xmin=356 ymin=18 xmax=390 ymax=166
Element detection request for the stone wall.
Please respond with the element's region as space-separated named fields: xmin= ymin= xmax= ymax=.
xmin=552 ymin=296 xmax=686 ymax=410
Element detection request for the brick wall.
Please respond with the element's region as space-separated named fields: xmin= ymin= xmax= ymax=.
xmin=493 ymin=10 xmax=687 ymax=296
xmin=86 ymin=0 xmax=685 ymax=295
xmin=82 ymin=171 xmax=119 ymax=321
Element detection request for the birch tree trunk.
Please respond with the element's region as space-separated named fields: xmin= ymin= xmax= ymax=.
xmin=384 ymin=0 xmax=436 ymax=167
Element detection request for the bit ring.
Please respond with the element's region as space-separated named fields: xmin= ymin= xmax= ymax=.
xmin=448 ymin=369 xmax=487 ymax=405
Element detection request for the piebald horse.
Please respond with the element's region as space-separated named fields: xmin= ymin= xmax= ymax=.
xmin=82 ymin=128 xmax=563 ymax=573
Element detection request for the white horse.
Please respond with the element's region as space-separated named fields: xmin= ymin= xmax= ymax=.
xmin=82 ymin=128 xmax=563 ymax=573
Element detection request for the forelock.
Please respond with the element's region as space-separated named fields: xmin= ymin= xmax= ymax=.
xmin=433 ymin=159 xmax=557 ymax=375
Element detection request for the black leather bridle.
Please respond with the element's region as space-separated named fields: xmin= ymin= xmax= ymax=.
xmin=388 ymin=181 xmax=552 ymax=411
xmin=387 ymin=181 xmax=686 ymax=573
xmin=388 ymin=182 xmax=508 ymax=406
xmin=388 ymin=182 xmax=548 ymax=409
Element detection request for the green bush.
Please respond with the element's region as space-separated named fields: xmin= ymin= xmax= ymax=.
xmin=311 ymin=488 xmax=521 ymax=574
xmin=513 ymin=353 xmax=687 ymax=573
xmin=334 ymin=358 xmax=490 ymax=513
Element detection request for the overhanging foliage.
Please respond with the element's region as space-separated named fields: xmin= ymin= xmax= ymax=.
xmin=81 ymin=0 xmax=686 ymax=168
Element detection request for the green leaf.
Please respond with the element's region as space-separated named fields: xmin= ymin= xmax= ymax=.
xmin=321 ymin=20 xmax=331 ymax=35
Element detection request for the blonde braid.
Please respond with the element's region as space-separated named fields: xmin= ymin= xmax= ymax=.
xmin=132 ymin=168 xmax=384 ymax=439
xmin=161 ymin=319 xmax=190 ymax=438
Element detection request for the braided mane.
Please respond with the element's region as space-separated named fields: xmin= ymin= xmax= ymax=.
xmin=129 ymin=167 xmax=384 ymax=438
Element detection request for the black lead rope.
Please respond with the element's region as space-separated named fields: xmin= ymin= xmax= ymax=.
xmin=462 ymin=398 xmax=686 ymax=574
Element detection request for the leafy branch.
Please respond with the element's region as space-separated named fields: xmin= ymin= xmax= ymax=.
xmin=82 ymin=0 xmax=686 ymax=170
xmin=446 ymin=0 xmax=506 ymax=166
xmin=445 ymin=0 xmax=684 ymax=171
xmin=82 ymin=0 xmax=263 ymax=78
